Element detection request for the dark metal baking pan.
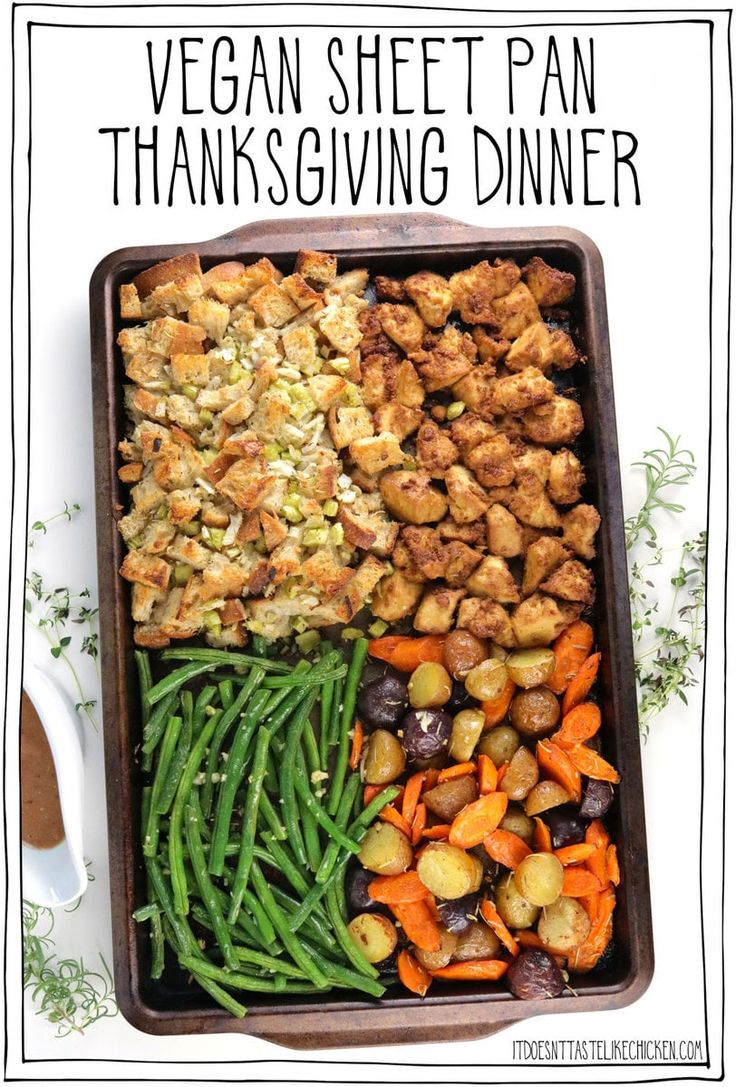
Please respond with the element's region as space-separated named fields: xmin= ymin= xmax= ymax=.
xmin=89 ymin=213 xmax=653 ymax=1048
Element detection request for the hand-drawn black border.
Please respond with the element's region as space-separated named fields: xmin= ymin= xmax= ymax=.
xmin=6 ymin=3 xmax=730 ymax=1082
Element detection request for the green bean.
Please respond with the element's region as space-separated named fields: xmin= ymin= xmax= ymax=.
xmin=149 ymin=911 xmax=165 ymax=979
xmin=318 ymin=667 xmax=335 ymax=771
xmin=325 ymin=883 xmax=379 ymax=980
xmin=144 ymin=857 xmax=192 ymax=954
xmin=309 ymin=942 xmax=385 ymax=998
xmin=251 ymin=634 xmax=270 ymax=658
xmin=328 ymin=638 xmax=368 ymax=816
xmin=144 ymin=715 xmax=182 ymax=855
xmin=156 ymin=693 xmax=194 ymax=816
xmin=132 ymin=902 xmax=159 ymax=923
xmin=209 ymin=691 xmax=268 ymax=877
xmin=141 ymin=689 xmax=179 ymax=756
xmin=278 ymin=688 xmax=319 ymax=870
xmin=316 ymin=773 xmax=361 ymax=884
xmin=146 ymin=661 xmax=218 ymax=707
xmin=297 ymin=750 xmax=322 ymax=874
xmin=179 ymin=955 xmax=323 ymax=995
xmin=257 ymin=789 xmax=287 ymax=841
xmin=192 ymin=685 xmax=218 ymax=737
xmin=259 ymin=832 xmax=312 ymax=900
xmin=201 ymin=670 xmax=264 ymax=819
xmin=327 ymin=672 xmax=344 ymax=749
xmin=294 ymin=770 xmax=361 ymax=855
xmin=249 ymin=862 xmax=330 ymax=988
xmin=136 ymin=651 xmax=154 ymax=771
xmin=228 ymin=726 xmax=271 ymax=923
xmin=184 ymin=796 xmax=238 ymax=971
xmin=264 ymin=748 xmax=279 ymax=794
xmin=218 ymin=679 xmax=234 ymax=710
xmin=168 ymin=711 xmax=221 ymax=917
xmin=161 ymin=646 xmax=290 ymax=673
xmin=301 ymin=715 xmax=321 ymax=779
xmin=233 ymin=947 xmax=307 ymax=980
xmin=262 ymin=664 xmax=347 ymax=688
xmin=183 ymin=962 xmax=248 ymax=1016
xmin=269 ymin=886 xmax=342 ymax=960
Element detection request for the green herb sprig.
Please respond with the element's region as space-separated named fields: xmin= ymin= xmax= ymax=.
xmin=626 ymin=430 xmax=706 ymax=738
xmin=27 ymin=501 xmax=80 ymax=548
xmin=23 ymin=901 xmax=117 ymax=1037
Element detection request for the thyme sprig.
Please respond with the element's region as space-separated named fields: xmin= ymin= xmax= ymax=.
xmin=27 ymin=501 xmax=80 ymax=548
xmin=626 ymin=430 xmax=706 ymax=738
xmin=23 ymin=901 xmax=117 ymax=1037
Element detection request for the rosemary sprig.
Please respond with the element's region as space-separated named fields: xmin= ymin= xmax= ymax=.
xmin=23 ymin=901 xmax=117 ymax=1037
xmin=626 ymin=430 xmax=706 ymax=738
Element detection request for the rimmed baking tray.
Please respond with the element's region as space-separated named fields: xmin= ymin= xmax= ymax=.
xmin=89 ymin=213 xmax=653 ymax=1047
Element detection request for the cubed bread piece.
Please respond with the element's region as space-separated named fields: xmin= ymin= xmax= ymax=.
xmin=490 ymin=369 xmax=555 ymax=415
xmin=338 ymin=495 xmax=399 ymax=557
xmin=522 ymin=536 xmax=571 ymax=596
xmin=485 ymin=503 xmax=524 ymax=557
xmin=133 ymin=254 xmax=202 ymax=300
xmin=411 ymin=325 xmax=477 ymax=392
xmin=334 ymin=555 xmax=388 ymax=622
xmin=378 ymin=304 xmax=426 ymax=353
xmin=451 ymin=364 xmax=497 ymax=420
xmin=457 ymin=597 xmax=516 ymax=645
xmin=374 ymin=275 xmax=407 ymax=302
xmin=438 ymin=518 xmax=486 ymax=547
xmin=170 ymin=352 xmax=210 ymax=388
xmin=396 ymin=360 xmax=426 ymax=407
xmin=200 ymin=260 xmax=245 ymax=293
xmin=120 ymin=283 xmax=142 ymax=319
xmin=282 ymin=326 xmax=318 ymax=374
xmin=379 ymin=470 xmax=448 ymax=524
xmin=329 ymin=270 xmax=370 ymax=300
xmin=445 ymin=541 xmax=484 ymax=588
xmin=328 ymin=404 xmax=374 ymax=450
xmin=167 ymin=534 xmax=212 ymax=570
xmin=187 ymin=297 xmax=230 ymax=344
xmin=220 ymin=396 xmax=255 ymax=426
xmin=548 ymin=449 xmax=585 ymax=505
xmin=509 ymin=474 xmax=562 ymax=530
xmin=540 ymin=559 xmax=595 ymax=604
xmin=119 ymin=551 xmax=171 ymax=591
xmin=300 ymin=551 xmax=353 ymax=597
xmin=444 ymin=465 xmax=491 ymax=523
xmin=215 ymin=459 xmax=275 ymax=511
xmin=464 ymin=435 xmax=516 ymax=488
xmin=511 ymin=592 xmax=582 ymax=647
xmin=131 ymin=582 xmax=166 ymax=622
xmin=522 ymin=256 xmax=576 ymax=307
xmin=281 ymin=273 xmax=322 ymax=310
xmin=295 ymin=248 xmax=338 ymax=286
xmin=522 ymin=396 xmax=584 ymax=446
xmin=118 ymin=462 xmax=144 ymax=483
xmin=371 ymin=570 xmax=424 ymax=621
xmin=307 ymin=374 xmax=348 ymax=411
xmin=489 ymin=283 xmax=541 ymax=339
xmin=472 ymin=326 xmax=510 ymax=365
xmin=561 ymin=503 xmax=601 ymax=560
xmin=349 ymin=433 xmax=405 ymax=475
xmin=414 ymin=587 xmax=466 ymax=634
xmin=259 ymin=510 xmax=288 ymax=551
xmin=404 ymin=271 xmax=454 ymax=327
xmin=249 ymin=282 xmax=300 ymax=328
xmin=449 ymin=411 xmax=497 ymax=454
xmin=373 ymin=402 xmax=424 ymax=441
xmin=449 ymin=259 xmax=521 ymax=324
xmin=400 ymin=526 xmax=448 ymax=580
xmin=319 ymin=303 xmax=363 ymax=352
xmin=466 ymin=555 xmax=520 ymax=603
xmin=416 ymin=421 xmax=460 ymax=478
xmin=167 ymin=488 xmax=202 ymax=526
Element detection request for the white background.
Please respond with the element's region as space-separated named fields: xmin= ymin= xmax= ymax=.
xmin=2 ymin=1 xmax=731 ymax=1082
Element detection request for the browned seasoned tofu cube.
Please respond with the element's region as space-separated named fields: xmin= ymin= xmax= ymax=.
xmin=540 ymin=559 xmax=595 ymax=604
xmin=373 ymin=402 xmax=424 ymax=441
xmin=379 ymin=471 xmax=448 ymax=524
xmin=514 ymin=445 xmax=552 ymax=486
xmin=445 ymin=541 xmax=484 ymax=588
xmin=360 ymin=355 xmax=399 ymax=409
xmin=396 ymin=360 xmax=426 ymax=408
xmin=449 ymin=411 xmax=497 ymax=454
xmin=464 ymin=435 xmax=516 ymax=488
xmin=378 ymin=304 xmax=426 ymax=353
xmin=485 ymin=503 xmax=524 ymax=557
xmin=449 ymin=259 xmax=521 ymax=324
xmin=404 ymin=270 xmax=454 ymax=327
xmin=349 ymin=433 xmax=405 ymax=475
xmin=522 ymin=396 xmax=584 ymax=446
xmin=548 ymin=449 xmax=585 ymax=505
xmin=489 ymin=283 xmax=541 ymax=339
xmin=561 ymin=503 xmax=601 ymax=560
xmin=438 ymin=518 xmax=486 ymax=547
xmin=371 ymin=570 xmax=424 ymax=621
xmin=400 ymin=526 xmax=448 ymax=580
xmin=490 ymin=369 xmax=555 ymax=415
xmin=295 ymin=248 xmax=337 ymax=286
xmin=522 ymin=256 xmax=575 ymax=307
xmin=416 ymin=421 xmax=460 ymax=478
xmin=509 ymin=473 xmax=562 ymax=530
xmin=466 ymin=555 xmax=520 ymax=604
xmin=457 ymin=597 xmax=516 ymax=645
xmin=374 ymin=275 xmax=407 ymax=302
xmin=414 ymin=587 xmax=466 ymax=634
xmin=327 ymin=404 xmax=374 ymax=450
xmin=411 ymin=325 xmax=476 ymax=392
xmin=451 ymin=364 xmax=497 ymax=420
xmin=444 ymin=465 xmax=491 ymax=523
xmin=511 ymin=592 xmax=581 ymax=647
xmin=472 ymin=326 xmax=510 ymax=365
xmin=522 ymin=536 xmax=571 ymax=596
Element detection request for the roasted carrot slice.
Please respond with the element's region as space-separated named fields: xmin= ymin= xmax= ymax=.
xmin=425 ymin=893 xmax=442 ymax=921
xmin=369 ymin=871 xmax=428 ymax=905
xmin=478 ymin=753 xmax=498 ymax=795
xmin=363 ymin=784 xmax=392 ymax=807
xmin=483 ymin=828 xmax=532 ymax=869
xmin=422 ymin=768 xmax=440 ymax=793
xmin=496 ymin=762 xmax=509 ymax=787
xmin=411 ymin=802 xmax=426 ymax=847
xmin=536 ymin=739 xmax=582 ymax=804
xmin=585 ymin=819 xmax=610 ymax=850
xmin=514 ymin=928 xmax=568 ymax=965
xmin=585 ymin=819 xmax=611 ymax=885
xmin=429 ymin=959 xmax=509 ymax=981
xmin=548 ymin=621 xmax=594 ymax=695
xmin=580 ymin=892 xmax=601 ymax=924
xmin=402 ymin=771 xmax=425 ymax=826
xmin=562 ymin=652 xmax=601 ymax=715
xmin=379 ymin=805 xmax=412 ymax=838
xmin=392 ymin=900 xmax=441 ymax=952
xmin=569 ymin=886 xmax=616 ymax=972
xmin=482 ymin=677 xmax=516 ymax=728
xmin=555 ymin=702 xmax=602 ymax=746
xmin=562 ymin=865 xmax=603 ymax=897
xmin=397 ymin=949 xmax=432 ymax=996
xmin=554 ymin=843 xmax=598 ymax=865
xmin=480 ymin=899 xmax=519 ymax=957
xmin=422 ymin=823 xmax=451 ymax=840
xmin=367 ymin=635 xmax=407 ymax=663
xmin=533 ymin=816 xmax=553 ymax=853
xmin=449 ymin=791 xmax=508 ymax=848
xmin=349 ymin=720 xmax=364 ymax=770
xmin=391 ymin=635 xmax=447 ymax=672
xmin=566 ymin=744 xmax=621 ymax=784
xmin=437 ymin=761 xmax=477 ymax=783
xmin=606 ymin=844 xmax=621 ymax=885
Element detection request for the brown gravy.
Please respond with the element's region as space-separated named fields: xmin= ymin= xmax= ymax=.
xmin=21 ymin=691 xmax=65 ymax=849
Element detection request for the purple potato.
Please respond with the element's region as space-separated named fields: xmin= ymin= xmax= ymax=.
xmin=507 ymin=948 xmax=566 ymax=1000
xmin=445 ymin=679 xmax=477 ymax=715
xmin=345 ymin=865 xmax=387 ymax=916
xmin=544 ymin=805 xmax=588 ymax=850
xmin=400 ymin=709 xmax=453 ymax=762
xmin=580 ymin=778 xmax=614 ymax=819
xmin=436 ymin=893 xmax=482 ymax=934
xmin=357 ymin=674 xmax=410 ymax=730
